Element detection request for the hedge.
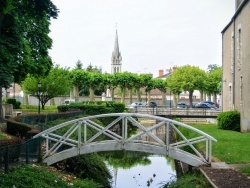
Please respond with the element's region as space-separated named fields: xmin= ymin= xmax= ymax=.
xmin=217 ymin=110 xmax=240 ymax=132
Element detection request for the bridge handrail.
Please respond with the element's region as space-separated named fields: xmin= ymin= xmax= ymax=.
xmin=33 ymin=113 xmax=217 ymax=142
xmin=33 ymin=113 xmax=217 ymax=166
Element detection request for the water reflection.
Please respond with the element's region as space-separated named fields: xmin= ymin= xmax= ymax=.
xmin=104 ymin=151 xmax=176 ymax=188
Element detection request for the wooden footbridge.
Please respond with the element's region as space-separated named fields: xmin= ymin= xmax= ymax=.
xmin=33 ymin=113 xmax=217 ymax=167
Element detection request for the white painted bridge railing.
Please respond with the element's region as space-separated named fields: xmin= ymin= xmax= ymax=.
xmin=129 ymin=106 xmax=220 ymax=116
xmin=33 ymin=113 xmax=217 ymax=166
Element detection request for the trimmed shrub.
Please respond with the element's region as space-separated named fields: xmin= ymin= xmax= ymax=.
xmin=217 ymin=110 xmax=240 ymax=132
xmin=6 ymin=98 xmax=21 ymax=109
xmin=6 ymin=119 xmax=33 ymax=139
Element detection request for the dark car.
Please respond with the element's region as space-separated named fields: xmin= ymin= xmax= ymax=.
xmin=149 ymin=101 xmax=157 ymax=107
xmin=201 ymin=101 xmax=218 ymax=107
xmin=195 ymin=102 xmax=218 ymax=109
xmin=177 ymin=102 xmax=187 ymax=108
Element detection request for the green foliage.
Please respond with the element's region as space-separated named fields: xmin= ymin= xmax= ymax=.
xmin=6 ymin=119 xmax=33 ymax=139
xmin=72 ymin=178 xmax=102 ymax=188
xmin=238 ymin=166 xmax=250 ymax=176
xmin=205 ymin=67 xmax=222 ymax=95
xmin=21 ymin=66 xmax=71 ymax=109
xmin=57 ymin=101 xmax=125 ymax=114
xmin=0 ymin=165 xmax=69 ymax=188
xmin=21 ymin=105 xmax=57 ymax=110
xmin=102 ymin=151 xmax=151 ymax=169
xmin=217 ymin=111 xmax=240 ymax=132
xmin=53 ymin=153 xmax=112 ymax=187
xmin=6 ymin=98 xmax=21 ymax=109
xmin=161 ymin=170 xmax=212 ymax=188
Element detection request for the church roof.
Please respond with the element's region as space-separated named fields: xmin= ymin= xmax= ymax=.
xmin=111 ymin=29 xmax=122 ymax=62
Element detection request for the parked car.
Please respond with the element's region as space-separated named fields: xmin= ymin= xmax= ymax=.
xmin=149 ymin=101 xmax=157 ymax=107
xmin=145 ymin=101 xmax=157 ymax=107
xmin=128 ymin=102 xmax=144 ymax=109
xmin=177 ymin=102 xmax=187 ymax=108
xmin=201 ymin=101 xmax=218 ymax=107
xmin=195 ymin=102 xmax=218 ymax=110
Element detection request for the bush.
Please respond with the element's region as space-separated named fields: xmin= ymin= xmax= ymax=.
xmin=6 ymin=119 xmax=34 ymax=139
xmin=6 ymin=98 xmax=21 ymax=109
xmin=217 ymin=110 xmax=240 ymax=132
xmin=53 ymin=153 xmax=112 ymax=187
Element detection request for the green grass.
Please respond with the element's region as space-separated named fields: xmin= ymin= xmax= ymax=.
xmin=238 ymin=166 xmax=250 ymax=176
xmin=160 ymin=169 xmax=212 ymax=188
xmin=191 ymin=124 xmax=250 ymax=164
xmin=0 ymin=131 xmax=11 ymax=140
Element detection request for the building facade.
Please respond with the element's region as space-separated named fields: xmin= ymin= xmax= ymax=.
xmin=111 ymin=29 xmax=122 ymax=74
xmin=222 ymin=0 xmax=250 ymax=132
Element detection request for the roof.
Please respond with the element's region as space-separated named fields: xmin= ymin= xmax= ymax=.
xmin=221 ymin=0 xmax=249 ymax=34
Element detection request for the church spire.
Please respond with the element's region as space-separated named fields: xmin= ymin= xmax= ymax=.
xmin=111 ymin=26 xmax=122 ymax=74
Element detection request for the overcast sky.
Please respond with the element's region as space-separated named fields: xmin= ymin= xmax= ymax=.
xmin=49 ymin=0 xmax=235 ymax=77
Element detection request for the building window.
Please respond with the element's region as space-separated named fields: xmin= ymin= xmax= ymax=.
xmin=237 ymin=26 xmax=242 ymax=70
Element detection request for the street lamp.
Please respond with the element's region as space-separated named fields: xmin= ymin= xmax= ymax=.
xmin=38 ymin=82 xmax=41 ymax=114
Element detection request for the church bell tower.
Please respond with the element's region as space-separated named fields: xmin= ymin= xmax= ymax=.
xmin=111 ymin=29 xmax=122 ymax=74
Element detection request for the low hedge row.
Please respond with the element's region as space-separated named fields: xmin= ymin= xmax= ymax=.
xmin=57 ymin=101 xmax=125 ymax=114
xmin=7 ymin=118 xmax=35 ymax=139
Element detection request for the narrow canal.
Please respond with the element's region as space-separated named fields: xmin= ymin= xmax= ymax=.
xmin=102 ymin=118 xmax=176 ymax=188
xmin=108 ymin=154 xmax=176 ymax=188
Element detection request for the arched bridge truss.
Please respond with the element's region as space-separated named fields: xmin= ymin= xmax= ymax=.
xmin=33 ymin=113 xmax=217 ymax=166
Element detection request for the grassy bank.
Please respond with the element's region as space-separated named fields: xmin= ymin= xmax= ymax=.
xmin=191 ymin=124 xmax=250 ymax=164
xmin=0 ymin=165 xmax=102 ymax=188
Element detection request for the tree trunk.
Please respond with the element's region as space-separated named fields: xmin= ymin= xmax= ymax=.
xmin=189 ymin=91 xmax=193 ymax=108
xmin=203 ymin=92 xmax=206 ymax=101
xmin=136 ymin=88 xmax=141 ymax=102
xmin=24 ymin=92 xmax=29 ymax=105
xmin=213 ymin=92 xmax=217 ymax=103
xmin=89 ymin=88 xmax=95 ymax=101
xmin=0 ymin=14 xmax=5 ymax=34
xmin=161 ymin=91 xmax=166 ymax=106
xmin=200 ymin=90 xmax=204 ymax=101
xmin=111 ymin=88 xmax=115 ymax=101
xmin=173 ymin=94 xmax=178 ymax=108
xmin=70 ymin=89 xmax=74 ymax=99
xmin=208 ymin=94 xmax=211 ymax=101
xmin=147 ymin=90 xmax=151 ymax=105
xmin=0 ymin=86 xmax=4 ymax=122
xmin=121 ymin=87 xmax=126 ymax=103
xmin=50 ymin=98 xmax=55 ymax=105
xmin=129 ymin=89 xmax=132 ymax=104
xmin=73 ymin=85 xmax=79 ymax=102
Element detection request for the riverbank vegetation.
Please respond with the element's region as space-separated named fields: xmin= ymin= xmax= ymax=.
xmin=0 ymin=164 xmax=102 ymax=188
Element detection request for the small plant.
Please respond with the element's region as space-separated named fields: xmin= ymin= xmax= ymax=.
xmin=217 ymin=110 xmax=240 ymax=132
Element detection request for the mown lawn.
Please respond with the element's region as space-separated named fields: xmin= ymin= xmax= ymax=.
xmin=191 ymin=124 xmax=250 ymax=164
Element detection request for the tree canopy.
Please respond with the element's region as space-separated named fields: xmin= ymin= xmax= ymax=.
xmin=0 ymin=0 xmax=58 ymax=120
xmin=169 ymin=65 xmax=206 ymax=106
xmin=21 ymin=66 xmax=71 ymax=109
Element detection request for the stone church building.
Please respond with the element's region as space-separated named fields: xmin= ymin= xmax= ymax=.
xmin=111 ymin=29 xmax=122 ymax=74
xmin=222 ymin=0 xmax=250 ymax=132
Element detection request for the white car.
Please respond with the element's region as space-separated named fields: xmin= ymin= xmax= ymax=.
xmin=127 ymin=102 xmax=144 ymax=109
